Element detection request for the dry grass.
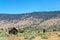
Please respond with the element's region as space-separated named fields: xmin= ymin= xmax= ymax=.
xmin=6 ymin=37 xmax=28 ymax=40
xmin=33 ymin=33 xmax=60 ymax=40
xmin=3 ymin=32 xmax=60 ymax=40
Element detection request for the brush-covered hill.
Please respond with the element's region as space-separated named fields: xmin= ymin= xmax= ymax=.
xmin=0 ymin=11 xmax=60 ymax=31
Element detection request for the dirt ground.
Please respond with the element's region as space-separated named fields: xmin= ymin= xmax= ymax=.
xmin=33 ymin=33 xmax=60 ymax=40
xmin=4 ymin=32 xmax=60 ymax=40
xmin=5 ymin=37 xmax=28 ymax=40
xmin=4 ymin=34 xmax=60 ymax=40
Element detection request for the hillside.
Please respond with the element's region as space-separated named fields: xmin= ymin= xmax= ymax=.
xmin=0 ymin=11 xmax=60 ymax=31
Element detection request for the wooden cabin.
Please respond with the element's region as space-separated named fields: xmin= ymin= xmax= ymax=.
xmin=9 ymin=27 xmax=18 ymax=35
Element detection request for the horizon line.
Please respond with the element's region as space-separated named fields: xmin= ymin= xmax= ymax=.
xmin=0 ymin=10 xmax=60 ymax=14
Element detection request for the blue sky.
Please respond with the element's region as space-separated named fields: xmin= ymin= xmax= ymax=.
xmin=0 ymin=0 xmax=60 ymax=14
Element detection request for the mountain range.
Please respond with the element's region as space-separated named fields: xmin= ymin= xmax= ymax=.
xmin=0 ymin=11 xmax=60 ymax=31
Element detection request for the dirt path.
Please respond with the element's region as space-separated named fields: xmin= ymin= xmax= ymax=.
xmin=5 ymin=37 xmax=27 ymax=40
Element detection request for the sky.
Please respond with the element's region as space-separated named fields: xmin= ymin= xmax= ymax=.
xmin=0 ymin=0 xmax=60 ymax=14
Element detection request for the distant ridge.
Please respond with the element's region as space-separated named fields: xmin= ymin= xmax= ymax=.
xmin=0 ymin=11 xmax=60 ymax=31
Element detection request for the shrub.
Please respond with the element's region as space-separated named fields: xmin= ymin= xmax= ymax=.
xmin=43 ymin=29 xmax=46 ymax=33
xmin=53 ymin=29 xmax=56 ymax=31
xmin=19 ymin=29 xmax=24 ymax=33
xmin=0 ymin=32 xmax=4 ymax=37
xmin=41 ymin=34 xmax=48 ymax=39
xmin=58 ymin=34 xmax=60 ymax=37
xmin=29 ymin=36 xmax=35 ymax=40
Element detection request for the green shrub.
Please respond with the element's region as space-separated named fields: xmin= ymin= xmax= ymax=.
xmin=53 ymin=29 xmax=56 ymax=31
xmin=19 ymin=29 xmax=24 ymax=33
xmin=29 ymin=36 xmax=35 ymax=40
xmin=41 ymin=34 xmax=48 ymax=39
xmin=0 ymin=32 xmax=4 ymax=37
xmin=58 ymin=34 xmax=60 ymax=37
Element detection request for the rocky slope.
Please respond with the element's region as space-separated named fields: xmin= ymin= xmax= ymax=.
xmin=0 ymin=11 xmax=60 ymax=31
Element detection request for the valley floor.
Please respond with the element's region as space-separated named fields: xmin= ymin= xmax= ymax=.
xmin=0 ymin=31 xmax=60 ymax=40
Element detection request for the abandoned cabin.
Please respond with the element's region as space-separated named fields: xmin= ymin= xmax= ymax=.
xmin=9 ymin=27 xmax=18 ymax=35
